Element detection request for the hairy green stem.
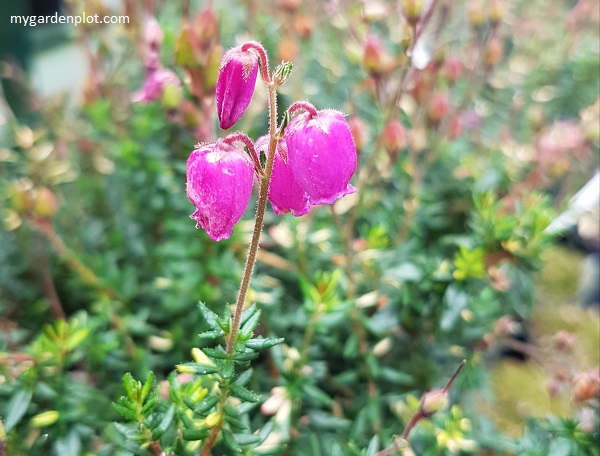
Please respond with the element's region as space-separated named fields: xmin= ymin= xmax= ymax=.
xmin=225 ymin=83 xmax=278 ymax=354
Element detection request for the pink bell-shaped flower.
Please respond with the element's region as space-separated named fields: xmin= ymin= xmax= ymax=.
xmin=256 ymin=135 xmax=310 ymax=217
xmin=215 ymin=46 xmax=259 ymax=130
xmin=186 ymin=140 xmax=254 ymax=241
xmin=285 ymin=109 xmax=357 ymax=205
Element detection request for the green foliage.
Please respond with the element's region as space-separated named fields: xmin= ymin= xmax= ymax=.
xmin=109 ymin=303 xmax=283 ymax=454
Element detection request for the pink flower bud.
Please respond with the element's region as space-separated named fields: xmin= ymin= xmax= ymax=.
xmin=484 ymin=37 xmax=504 ymax=68
xmin=33 ymin=187 xmax=58 ymax=218
xmin=443 ymin=56 xmax=463 ymax=83
xmin=420 ymin=389 xmax=449 ymax=417
xmin=215 ymin=46 xmax=259 ymax=129
xmin=132 ymin=68 xmax=180 ymax=104
xmin=427 ymin=91 xmax=450 ymax=124
xmin=447 ymin=115 xmax=464 ymax=140
xmin=186 ymin=140 xmax=254 ymax=241
xmin=382 ymin=119 xmax=407 ymax=154
xmin=348 ymin=116 xmax=368 ymax=151
xmin=285 ymin=109 xmax=357 ymax=205
xmin=256 ymin=136 xmax=310 ymax=217
xmin=363 ymin=35 xmax=385 ymax=75
xmin=141 ymin=17 xmax=164 ymax=70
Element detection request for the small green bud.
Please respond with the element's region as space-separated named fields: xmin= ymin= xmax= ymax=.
xmin=273 ymin=61 xmax=293 ymax=86
xmin=174 ymin=23 xmax=196 ymax=68
xmin=488 ymin=0 xmax=503 ymax=26
xmin=162 ymin=82 xmax=183 ymax=109
xmin=191 ymin=347 xmax=216 ymax=366
xmin=401 ymin=0 xmax=424 ymax=25
xmin=30 ymin=410 xmax=60 ymax=427
xmin=205 ymin=411 xmax=221 ymax=428
xmin=468 ymin=0 xmax=486 ymax=28
xmin=204 ymin=45 xmax=223 ymax=92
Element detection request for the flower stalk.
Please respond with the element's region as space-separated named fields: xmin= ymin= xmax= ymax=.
xmin=222 ymin=131 xmax=264 ymax=174
xmin=225 ymin=82 xmax=279 ymax=354
xmin=201 ymin=76 xmax=279 ymax=456
xmin=186 ymin=38 xmax=358 ymax=454
xmin=374 ymin=359 xmax=467 ymax=456
xmin=241 ymin=41 xmax=271 ymax=83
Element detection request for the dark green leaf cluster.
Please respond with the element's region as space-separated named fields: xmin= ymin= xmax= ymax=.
xmin=111 ymin=303 xmax=283 ymax=455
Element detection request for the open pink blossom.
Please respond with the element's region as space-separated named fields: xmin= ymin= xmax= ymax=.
xmin=256 ymin=135 xmax=310 ymax=217
xmin=186 ymin=140 xmax=254 ymax=241
xmin=215 ymin=46 xmax=259 ymax=129
xmin=284 ymin=109 xmax=357 ymax=205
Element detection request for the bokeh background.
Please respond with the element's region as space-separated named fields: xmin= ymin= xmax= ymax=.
xmin=0 ymin=0 xmax=598 ymax=455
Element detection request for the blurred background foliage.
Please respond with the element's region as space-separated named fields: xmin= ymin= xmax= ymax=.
xmin=0 ymin=0 xmax=598 ymax=455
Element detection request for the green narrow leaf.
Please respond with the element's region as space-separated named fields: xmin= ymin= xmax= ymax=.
xmin=232 ymin=350 xmax=259 ymax=362
xmin=365 ymin=353 xmax=380 ymax=376
xmin=151 ymin=404 xmax=175 ymax=440
xmin=240 ymin=304 xmax=258 ymax=326
xmin=235 ymin=433 xmax=262 ymax=446
xmin=198 ymin=302 xmax=219 ymax=330
xmin=223 ymin=404 xmax=241 ymax=419
xmin=277 ymin=110 xmax=291 ymax=138
xmin=378 ymin=368 xmax=413 ymax=386
xmin=43 ymin=323 xmax=59 ymax=342
xmin=182 ymin=396 xmax=197 ymax=411
xmin=4 ymin=389 xmax=32 ymax=431
xmin=259 ymin=149 xmax=267 ymax=170
xmin=234 ymin=368 xmax=253 ymax=387
xmin=240 ymin=309 xmax=261 ymax=337
xmin=302 ymin=384 xmax=333 ymax=407
xmin=229 ymin=383 xmax=260 ymax=403
xmin=112 ymin=401 xmax=138 ymax=421
xmin=198 ymin=329 xmax=224 ymax=341
xmin=222 ymin=426 xmax=243 ymax=453
xmin=179 ymin=409 xmax=197 ymax=429
xmin=122 ymin=373 xmax=137 ymax=403
xmin=223 ymin=404 xmax=245 ymax=430
xmin=113 ymin=422 xmax=140 ymax=439
xmin=222 ymin=360 xmax=235 ymax=379
xmin=54 ymin=429 xmax=82 ymax=456
xmin=309 ymin=433 xmax=322 ymax=456
xmin=182 ymin=428 xmax=209 ymax=441
xmin=244 ymin=337 xmax=285 ymax=350
xmin=342 ymin=333 xmax=358 ymax=359
xmin=176 ymin=362 xmax=219 ymax=375
xmin=203 ymin=347 xmax=229 ymax=359
xmin=141 ymin=372 xmax=155 ymax=403
xmin=225 ymin=415 xmax=247 ymax=432
xmin=65 ymin=328 xmax=90 ymax=350
xmin=140 ymin=394 xmax=159 ymax=415
xmin=216 ymin=316 xmax=230 ymax=333
xmin=256 ymin=419 xmax=275 ymax=444
xmin=366 ymin=396 xmax=380 ymax=430
xmin=194 ymin=395 xmax=219 ymax=415
xmin=365 ymin=434 xmax=380 ymax=455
